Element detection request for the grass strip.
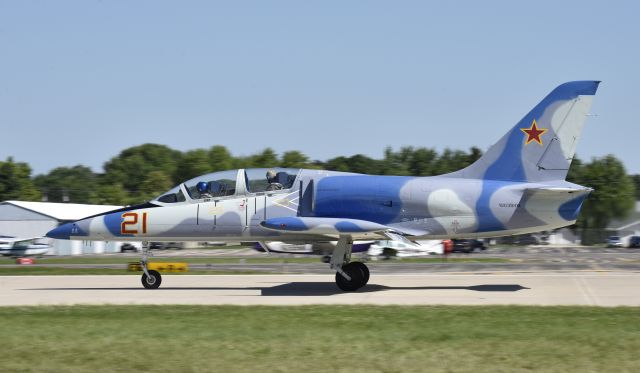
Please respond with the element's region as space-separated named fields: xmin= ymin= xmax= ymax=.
xmin=0 ymin=305 xmax=638 ymax=372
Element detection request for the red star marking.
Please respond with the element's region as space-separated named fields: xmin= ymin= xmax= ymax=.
xmin=520 ymin=119 xmax=548 ymax=145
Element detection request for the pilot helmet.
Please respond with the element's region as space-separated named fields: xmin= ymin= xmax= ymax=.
xmin=196 ymin=181 xmax=209 ymax=194
xmin=266 ymin=169 xmax=277 ymax=181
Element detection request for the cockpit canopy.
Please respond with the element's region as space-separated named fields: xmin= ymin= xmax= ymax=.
xmin=154 ymin=168 xmax=300 ymax=204
xmin=185 ymin=170 xmax=237 ymax=200
xmin=156 ymin=185 xmax=186 ymax=203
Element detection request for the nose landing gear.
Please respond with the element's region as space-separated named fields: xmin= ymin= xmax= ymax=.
xmin=140 ymin=241 xmax=162 ymax=289
xmin=142 ymin=269 xmax=162 ymax=289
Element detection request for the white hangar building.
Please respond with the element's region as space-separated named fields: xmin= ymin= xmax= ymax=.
xmin=0 ymin=200 xmax=136 ymax=255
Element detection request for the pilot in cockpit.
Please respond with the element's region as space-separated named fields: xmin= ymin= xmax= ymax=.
xmin=196 ymin=181 xmax=213 ymax=199
xmin=265 ymin=169 xmax=284 ymax=191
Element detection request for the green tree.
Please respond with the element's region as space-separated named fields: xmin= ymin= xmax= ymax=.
xmin=566 ymin=157 xmax=585 ymax=184
xmin=250 ymin=148 xmax=279 ymax=168
xmin=281 ymin=151 xmax=309 ymax=168
xmin=467 ymin=146 xmax=483 ymax=165
xmin=175 ymin=149 xmax=212 ymax=182
xmin=134 ymin=170 xmax=173 ymax=203
xmin=34 ymin=165 xmax=97 ymax=203
xmin=103 ymin=144 xmax=181 ymax=194
xmin=408 ymin=147 xmax=438 ymax=176
xmin=326 ymin=154 xmax=381 ymax=174
xmin=208 ymin=145 xmax=234 ymax=172
xmin=324 ymin=156 xmax=350 ymax=172
xmin=434 ymin=148 xmax=473 ymax=174
xmin=569 ymin=155 xmax=636 ymax=244
xmin=632 ymin=174 xmax=640 ymax=200
xmin=380 ymin=147 xmax=411 ymax=176
xmin=91 ymin=182 xmax=129 ymax=206
xmin=0 ymin=157 xmax=41 ymax=201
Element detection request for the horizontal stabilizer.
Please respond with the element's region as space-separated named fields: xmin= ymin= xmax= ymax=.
xmin=524 ymin=187 xmax=592 ymax=196
xmin=260 ymin=217 xmax=389 ymax=234
xmin=519 ymin=187 xmax=592 ymax=222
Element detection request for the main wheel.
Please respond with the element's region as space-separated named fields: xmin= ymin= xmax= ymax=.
xmin=350 ymin=261 xmax=370 ymax=286
xmin=141 ymin=270 xmax=162 ymax=289
xmin=335 ymin=263 xmax=366 ymax=292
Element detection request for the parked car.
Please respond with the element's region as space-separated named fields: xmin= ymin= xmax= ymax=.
xmin=120 ymin=243 xmax=138 ymax=253
xmin=451 ymin=239 xmax=486 ymax=253
xmin=496 ymin=234 xmax=541 ymax=245
xmin=606 ymin=236 xmax=623 ymax=248
xmin=149 ymin=242 xmax=184 ymax=250
xmin=628 ymin=236 xmax=640 ymax=248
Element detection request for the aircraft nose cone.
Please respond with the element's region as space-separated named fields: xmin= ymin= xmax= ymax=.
xmin=46 ymin=223 xmax=74 ymax=239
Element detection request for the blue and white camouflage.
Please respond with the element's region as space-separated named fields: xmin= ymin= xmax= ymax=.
xmin=47 ymin=81 xmax=600 ymax=291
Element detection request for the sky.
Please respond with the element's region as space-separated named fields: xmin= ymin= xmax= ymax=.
xmin=1 ymin=1 xmax=639 ymax=176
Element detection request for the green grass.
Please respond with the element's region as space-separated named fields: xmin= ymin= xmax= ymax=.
xmin=0 ymin=305 xmax=638 ymax=372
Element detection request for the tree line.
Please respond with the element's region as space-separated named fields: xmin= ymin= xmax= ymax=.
xmin=1 ymin=143 xmax=637 ymax=244
xmin=0 ymin=144 xmax=486 ymax=205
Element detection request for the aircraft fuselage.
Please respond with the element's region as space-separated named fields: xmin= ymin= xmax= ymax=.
xmin=47 ymin=169 xmax=590 ymax=243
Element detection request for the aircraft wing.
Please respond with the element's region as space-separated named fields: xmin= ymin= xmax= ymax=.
xmin=260 ymin=216 xmax=429 ymax=241
xmin=0 ymin=236 xmax=43 ymax=244
xmin=261 ymin=217 xmax=390 ymax=235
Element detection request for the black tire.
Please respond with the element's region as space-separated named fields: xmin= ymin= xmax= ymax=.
xmin=350 ymin=261 xmax=370 ymax=285
xmin=141 ymin=270 xmax=162 ymax=289
xmin=335 ymin=263 xmax=366 ymax=292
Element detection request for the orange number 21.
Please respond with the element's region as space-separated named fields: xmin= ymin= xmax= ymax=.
xmin=121 ymin=212 xmax=148 ymax=235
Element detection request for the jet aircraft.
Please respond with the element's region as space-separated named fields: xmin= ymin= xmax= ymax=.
xmin=47 ymin=81 xmax=600 ymax=291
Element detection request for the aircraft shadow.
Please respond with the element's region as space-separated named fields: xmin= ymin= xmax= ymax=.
xmin=261 ymin=283 xmax=529 ymax=296
xmin=23 ymin=283 xmax=529 ymax=296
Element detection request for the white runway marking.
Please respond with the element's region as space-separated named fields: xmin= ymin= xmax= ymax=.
xmin=1 ymin=272 xmax=639 ymax=307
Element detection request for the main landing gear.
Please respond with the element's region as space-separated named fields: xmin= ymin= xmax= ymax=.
xmin=140 ymin=241 xmax=162 ymax=289
xmin=331 ymin=236 xmax=370 ymax=291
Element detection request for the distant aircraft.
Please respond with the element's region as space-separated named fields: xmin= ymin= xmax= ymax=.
xmin=368 ymin=240 xmax=445 ymax=257
xmin=0 ymin=236 xmax=50 ymax=257
xmin=48 ymin=81 xmax=600 ymax=291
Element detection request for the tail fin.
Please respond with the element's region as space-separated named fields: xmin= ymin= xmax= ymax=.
xmin=451 ymin=81 xmax=600 ymax=182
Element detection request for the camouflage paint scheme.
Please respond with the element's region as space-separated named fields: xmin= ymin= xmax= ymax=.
xmin=48 ymin=81 xmax=599 ymax=246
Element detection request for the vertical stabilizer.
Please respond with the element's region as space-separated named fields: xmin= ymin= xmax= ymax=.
xmin=451 ymin=81 xmax=600 ymax=182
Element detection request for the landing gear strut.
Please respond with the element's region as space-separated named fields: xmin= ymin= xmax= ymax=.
xmin=140 ymin=241 xmax=162 ymax=289
xmin=331 ymin=235 xmax=370 ymax=291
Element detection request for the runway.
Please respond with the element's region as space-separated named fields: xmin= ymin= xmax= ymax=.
xmin=1 ymin=272 xmax=639 ymax=307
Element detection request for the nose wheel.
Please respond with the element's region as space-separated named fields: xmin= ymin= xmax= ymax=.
xmin=139 ymin=241 xmax=162 ymax=289
xmin=142 ymin=270 xmax=162 ymax=289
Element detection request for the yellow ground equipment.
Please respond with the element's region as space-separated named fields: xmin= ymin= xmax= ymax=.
xmin=128 ymin=262 xmax=188 ymax=273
